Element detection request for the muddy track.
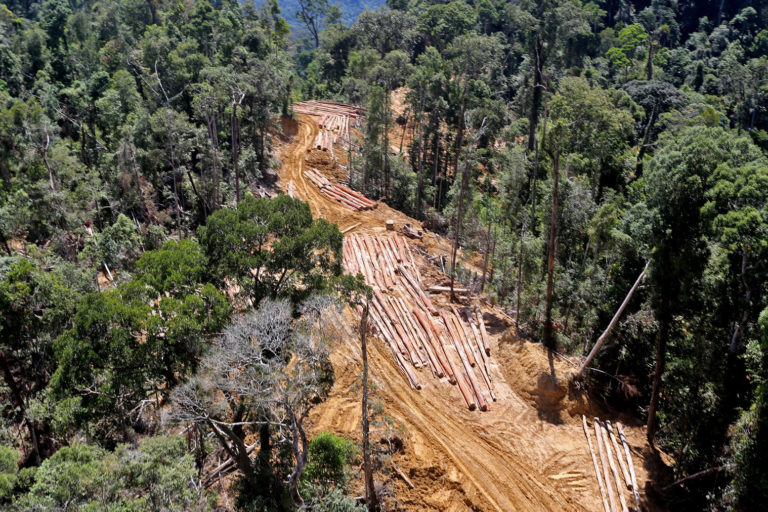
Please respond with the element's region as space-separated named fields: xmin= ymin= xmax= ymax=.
xmin=279 ymin=114 xmax=653 ymax=512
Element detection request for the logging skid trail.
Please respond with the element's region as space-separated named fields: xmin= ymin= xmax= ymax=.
xmin=277 ymin=111 xmax=660 ymax=511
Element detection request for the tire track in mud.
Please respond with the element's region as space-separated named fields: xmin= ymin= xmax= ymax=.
xmin=366 ymin=338 xmax=582 ymax=511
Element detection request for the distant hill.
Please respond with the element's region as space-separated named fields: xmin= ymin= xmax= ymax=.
xmin=274 ymin=0 xmax=385 ymax=32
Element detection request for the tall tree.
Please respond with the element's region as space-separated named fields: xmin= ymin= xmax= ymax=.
xmin=297 ymin=0 xmax=330 ymax=48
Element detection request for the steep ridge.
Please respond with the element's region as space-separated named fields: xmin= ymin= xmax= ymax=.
xmin=277 ymin=113 xmax=658 ymax=511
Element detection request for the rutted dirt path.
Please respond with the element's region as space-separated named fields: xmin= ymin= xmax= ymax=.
xmin=277 ymin=114 xmax=658 ymax=511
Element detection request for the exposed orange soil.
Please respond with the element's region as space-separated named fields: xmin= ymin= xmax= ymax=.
xmin=278 ymin=113 xmax=663 ymax=511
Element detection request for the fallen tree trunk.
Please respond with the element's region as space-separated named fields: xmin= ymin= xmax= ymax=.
xmin=606 ymin=421 xmax=632 ymax=491
xmin=600 ymin=420 xmax=629 ymax=512
xmin=414 ymin=308 xmax=454 ymax=382
xmin=583 ymin=416 xmax=611 ymax=512
xmin=476 ymin=310 xmax=491 ymax=355
xmin=576 ymin=261 xmax=649 ymax=378
xmin=616 ymin=422 xmax=641 ymax=510
xmin=594 ymin=418 xmax=619 ymax=512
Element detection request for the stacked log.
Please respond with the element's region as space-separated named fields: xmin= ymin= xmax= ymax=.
xmin=342 ymin=233 xmax=494 ymax=411
xmin=294 ymin=100 xmax=364 ymax=118
xmin=303 ymin=169 xmax=378 ymax=211
xmin=310 ymin=114 xmax=352 ymax=154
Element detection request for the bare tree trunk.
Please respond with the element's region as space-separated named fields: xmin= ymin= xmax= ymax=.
xmin=453 ymin=99 xmax=466 ymax=185
xmin=729 ymin=250 xmax=752 ymax=356
xmin=530 ymin=115 xmax=547 ymax=235
xmin=416 ymin=111 xmax=425 ymax=218
xmin=231 ymin=105 xmax=240 ymax=204
xmin=288 ymin=412 xmax=309 ymax=510
xmin=450 ymin=157 xmax=470 ymax=302
xmin=361 ymin=302 xmax=380 ymax=511
xmin=515 ymin=220 xmax=526 ymax=330
xmin=543 ymin=149 xmax=560 ymax=349
xmin=146 ymin=0 xmax=158 ymax=25
xmin=717 ymin=0 xmax=725 ymax=26
xmin=41 ymin=128 xmax=55 ymax=191
xmin=647 ymin=302 xmax=670 ymax=447
xmin=527 ymin=34 xmax=545 ymax=151
xmin=186 ymin=169 xmax=208 ymax=222
xmin=480 ymin=220 xmax=492 ymax=293
xmin=172 ymin=172 xmax=183 ymax=235
xmin=646 ymin=40 xmax=655 ymax=80
xmin=432 ymin=129 xmax=440 ymax=209
xmin=488 ymin=235 xmax=497 ymax=287
xmin=635 ymin=105 xmax=656 ymax=176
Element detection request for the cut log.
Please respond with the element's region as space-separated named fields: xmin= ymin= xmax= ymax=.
xmin=393 ymin=296 xmax=430 ymax=369
xmin=442 ymin=339 xmax=476 ymax=410
xmin=583 ymin=416 xmax=612 ymax=512
xmin=466 ymin=310 xmax=490 ymax=370
xmin=450 ymin=305 xmax=479 ymax=368
xmin=606 ymin=421 xmax=632 ymax=491
xmin=392 ymin=343 xmax=421 ymax=390
xmin=336 ymin=184 xmax=376 ymax=207
xmin=466 ymin=310 xmax=495 ymax=400
xmin=402 ymin=237 xmax=421 ymax=283
xmin=600 ymin=420 xmax=629 ymax=512
xmin=429 ymin=286 xmax=470 ymax=294
xmin=476 ymin=309 xmax=491 ymax=355
xmin=413 ymin=308 xmax=453 ymax=382
xmin=617 ymin=423 xmax=641 ymax=511
xmin=351 ymin=237 xmax=375 ymax=287
xmin=382 ymin=292 xmax=421 ymax=367
xmin=397 ymin=272 xmax=428 ymax=312
xmin=365 ymin=236 xmax=391 ymax=289
xmin=398 ymin=265 xmax=437 ymax=315
xmin=371 ymin=237 xmax=395 ymax=290
xmin=373 ymin=289 xmax=413 ymax=360
xmin=369 ymin=300 xmax=405 ymax=355
xmin=342 ymin=222 xmax=362 ymax=234
xmin=386 ymin=236 xmax=402 ymax=263
xmin=594 ymin=418 xmax=619 ymax=512
xmin=441 ymin=310 xmax=488 ymax=411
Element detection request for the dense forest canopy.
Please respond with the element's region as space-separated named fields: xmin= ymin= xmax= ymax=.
xmin=1 ymin=0 xmax=767 ymax=510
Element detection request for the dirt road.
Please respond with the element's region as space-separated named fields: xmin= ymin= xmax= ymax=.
xmin=278 ymin=114 xmax=656 ymax=511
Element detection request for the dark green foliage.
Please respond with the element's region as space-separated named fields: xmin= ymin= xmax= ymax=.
xmin=198 ymin=194 xmax=343 ymax=305
xmin=0 ymin=446 xmax=19 ymax=501
xmin=11 ymin=436 xmax=213 ymax=511
xmin=50 ymin=238 xmax=229 ymax=443
xmin=302 ymin=431 xmax=359 ymax=488
xmin=301 ymin=431 xmax=363 ymax=511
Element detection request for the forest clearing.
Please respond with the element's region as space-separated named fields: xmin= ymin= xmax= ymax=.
xmin=277 ymin=109 xmax=659 ymax=511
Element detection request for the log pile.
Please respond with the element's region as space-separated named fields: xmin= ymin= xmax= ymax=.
xmin=582 ymin=415 xmax=641 ymax=512
xmin=343 ymin=233 xmax=495 ymax=410
xmin=312 ymin=113 xmax=351 ymax=154
xmin=294 ymin=100 xmax=364 ymax=119
xmin=295 ymin=100 xmax=362 ymax=157
xmin=304 ymin=169 xmax=378 ymax=211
